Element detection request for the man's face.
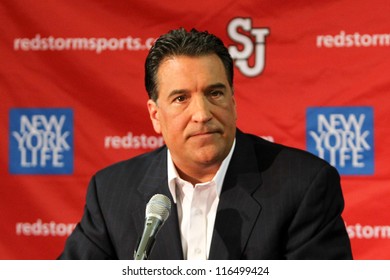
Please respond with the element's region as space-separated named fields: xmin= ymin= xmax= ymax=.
xmin=147 ymin=54 xmax=237 ymax=172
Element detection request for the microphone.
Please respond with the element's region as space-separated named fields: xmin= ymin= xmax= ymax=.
xmin=134 ymin=194 xmax=171 ymax=260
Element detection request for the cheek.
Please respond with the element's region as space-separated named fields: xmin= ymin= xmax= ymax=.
xmin=159 ymin=112 xmax=185 ymax=135
xmin=218 ymin=104 xmax=237 ymax=123
xmin=160 ymin=120 xmax=186 ymax=149
xmin=228 ymin=102 xmax=237 ymax=122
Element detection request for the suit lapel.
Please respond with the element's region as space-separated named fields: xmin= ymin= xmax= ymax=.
xmin=132 ymin=132 xmax=264 ymax=260
xmin=134 ymin=147 xmax=184 ymax=260
xmin=209 ymin=132 xmax=263 ymax=260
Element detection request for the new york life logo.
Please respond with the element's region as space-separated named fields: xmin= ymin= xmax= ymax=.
xmin=9 ymin=108 xmax=74 ymax=174
xmin=307 ymin=107 xmax=374 ymax=175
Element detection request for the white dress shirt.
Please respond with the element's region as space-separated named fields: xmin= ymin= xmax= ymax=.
xmin=167 ymin=140 xmax=236 ymax=260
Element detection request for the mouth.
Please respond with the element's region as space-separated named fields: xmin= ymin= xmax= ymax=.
xmin=189 ymin=129 xmax=221 ymax=138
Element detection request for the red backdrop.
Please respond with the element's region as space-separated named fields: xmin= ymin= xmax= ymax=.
xmin=1 ymin=0 xmax=389 ymax=259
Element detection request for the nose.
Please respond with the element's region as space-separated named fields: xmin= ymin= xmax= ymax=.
xmin=190 ymin=95 xmax=213 ymax=123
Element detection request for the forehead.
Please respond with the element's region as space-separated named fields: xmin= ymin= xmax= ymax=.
xmin=156 ymin=54 xmax=229 ymax=92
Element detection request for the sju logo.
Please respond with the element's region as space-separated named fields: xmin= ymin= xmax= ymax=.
xmin=227 ymin=17 xmax=270 ymax=77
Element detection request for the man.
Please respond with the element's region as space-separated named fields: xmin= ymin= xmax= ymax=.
xmin=58 ymin=28 xmax=352 ymax=259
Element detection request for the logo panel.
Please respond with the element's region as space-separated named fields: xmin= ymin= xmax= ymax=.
xmin=306 ymin=107 xmax=374 ymax=175
xmin=9 ymin=108 xmax=74 ymax=174
xmin=227 ymin=17 xmax=270 ymax=77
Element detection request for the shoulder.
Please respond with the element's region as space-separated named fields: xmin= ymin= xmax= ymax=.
xmin=94 ymin=145 xmax=167 ymax=183
xmin=236 ymin=131 xmax=342 ymax=214
xmin=84 ymin=145 xmax=167 ymax=206
xmin=237 ymin=130 xmax=336 ymax=176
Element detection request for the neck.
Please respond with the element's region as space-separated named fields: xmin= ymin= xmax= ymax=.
xmin=175 ymin=163 xmax=220 ymax=185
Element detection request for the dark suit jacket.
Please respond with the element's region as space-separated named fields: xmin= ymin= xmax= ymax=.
xmin=58 ymin=130 xmax=352 ymax=259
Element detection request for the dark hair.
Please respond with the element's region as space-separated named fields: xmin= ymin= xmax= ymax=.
xmin=145 ymin=28 xmax=233 ymax=101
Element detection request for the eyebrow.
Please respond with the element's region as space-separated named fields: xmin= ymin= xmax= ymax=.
xmin=205 ymin=83 xmax=227 ymax=92
xmin=168 ymin=89 xmax=189 ymax=99
xmin=167 ymin=83 xmax=228 ymax=99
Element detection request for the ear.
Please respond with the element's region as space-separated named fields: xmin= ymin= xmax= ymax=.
xmin=147 ymin=99 xmax=161 ymax=133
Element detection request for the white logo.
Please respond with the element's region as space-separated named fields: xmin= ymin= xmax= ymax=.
xmin=309 ymin=113 xmax=371 ymax=168
xmin=12 ymin=114 xmax=71 ymax=168
xmin=227 ymin=17 xmax=270 ymax=77
xmin=16 ymin=219 xmax=76 ymax=237
xmin=346 ymin=223 xmax=390 ymax=239
xmin=104 ymin=132 xmax=164 ymax=149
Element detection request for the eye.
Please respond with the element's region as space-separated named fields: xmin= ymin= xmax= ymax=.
xmin=173 ymin=95 xmax=188 ymax=103
xmin=209 ymin=90 xmax=224 ymax=99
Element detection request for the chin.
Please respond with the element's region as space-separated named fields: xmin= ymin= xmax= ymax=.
xmin=193 ymin=149 xmax=225 ymax=165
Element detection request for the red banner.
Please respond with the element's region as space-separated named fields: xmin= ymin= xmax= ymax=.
xmin=1 ymin=0 xmax=389 ymax=259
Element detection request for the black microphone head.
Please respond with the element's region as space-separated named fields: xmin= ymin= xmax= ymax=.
xmin=145 ymin=194 xmax=171 ymax=222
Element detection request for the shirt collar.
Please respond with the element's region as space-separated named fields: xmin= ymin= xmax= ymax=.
xmin=167 ymin=139 xmax=236 ymax=203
